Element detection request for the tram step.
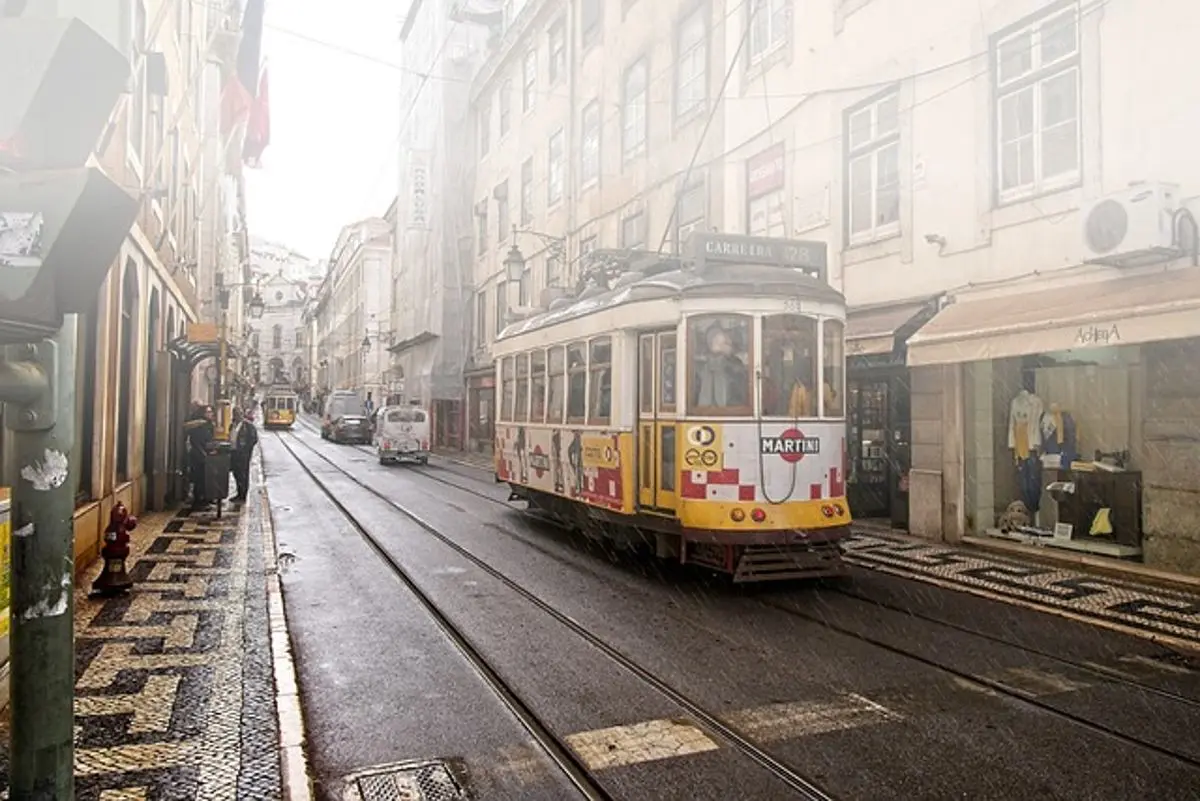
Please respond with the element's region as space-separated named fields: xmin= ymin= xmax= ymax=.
xmin=733 ymin=544 xmax=847 ymax=583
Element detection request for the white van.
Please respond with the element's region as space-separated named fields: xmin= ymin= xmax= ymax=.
xmin=376 ymin=404 xmax=431 ymax=465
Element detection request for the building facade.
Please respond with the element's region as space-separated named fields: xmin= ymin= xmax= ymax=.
xmin=0 ymin=0 xmax=251 ymax=570
xmin=463 ymin=0 xmax=730 ymax=453
xmin=714 ymin=0 xmax=1200 ymax=574
xmin=311 ymin=217 xmax=392 ymax=407
xmin=388 ymin=0 xmax=489 ymax=449
xmin=247 ymin=237 xmax=321 ymax=397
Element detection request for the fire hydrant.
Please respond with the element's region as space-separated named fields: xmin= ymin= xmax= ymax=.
xmin=91 ymin=502 xmax=137 ymax=596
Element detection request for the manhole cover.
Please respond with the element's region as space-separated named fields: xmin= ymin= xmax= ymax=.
xmin=347 ymin=760 xmax=468 ymax=801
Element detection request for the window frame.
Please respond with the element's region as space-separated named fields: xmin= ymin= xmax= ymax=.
xmin=821 ymin=318 xmax=846 ymax=419
xmin=587 ymin=336 xmax=613 ymax=426
xmin=495 ymin=180 xmax=509 ymax=243
xmin=520 ymin=157 xmax=534 ymax=225
xmin=547 ymin=345 xmax=566 ymax=424
xmin=760 ymin=313 xmax=820 ymax=418
xmin=500 ymin=356 xmax=515 ymax=422
xmin=991 ymin=3 xmax=1082 ymax=205
xmin=620 ymin=209 xmax=646 ymax=249
xmin=514 ymin=352 xmax=530 ymax=422
xmin=581 ymin=0 xmax=603 ymax=49
xmin=580 ymin=99 xmax=601 ymax=187
xmin=499 ymin=78 xmax=513 ymax=137
xmin=747 ymin=0 xmax=790 ymax=66
xmin=474 ymin=289 xmax=488 ymax=349
xmin=686 ymin=314 xmax=754 ymax=417
xmin=494 ymin=280 xmax=507 ymax=335
xmin=522 ymin=49 xmax=537 ymax=112
xmin=476 ymin=199 xmax=489 ymax=254
xmin=548 ymin=128 xmax=565 ymax=206
xmin=530 ymin=349 xmax=547 ymax=422
xmin=844 ymin=88 xmax=901 ymax=246
xmin=548 ymin=19 xmax=566 ymax=83
xmin=675 ymin=5 xmax=708 ymax=121
xmin=675 ymin=176 xmax=706 ymax=252
xmin=566 ymin=341 xmax=588 ymax=424
xmin=622 ymin=57 xmax=648 ymax=161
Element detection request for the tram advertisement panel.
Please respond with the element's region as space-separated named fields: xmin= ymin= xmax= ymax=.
xmin=495 ymin=424 xmax=632 ymax=512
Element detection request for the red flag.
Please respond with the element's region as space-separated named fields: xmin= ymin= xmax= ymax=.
xmin=243 ymin=69 xmax=270 ymax=166
xmin=220 ymin=72 xmax=252 ymax=138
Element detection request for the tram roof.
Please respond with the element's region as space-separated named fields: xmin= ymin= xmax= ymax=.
xmin=497 ymin=260 xmax=845 ymax=342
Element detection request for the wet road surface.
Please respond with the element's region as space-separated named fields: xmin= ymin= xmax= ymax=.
xmin=265 ymin=422 xmax=1200 ymax=801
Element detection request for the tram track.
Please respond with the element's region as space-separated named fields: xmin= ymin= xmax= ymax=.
xmin=290 ymin=423 xmax=1200 ymax=770
xmin=274 ymin=430 xmax=839 ymax=801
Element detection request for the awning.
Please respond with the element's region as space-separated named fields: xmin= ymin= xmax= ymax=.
xmin=846 ymin=298 xmax=938 ymax=356
xmin=907 ymin=267 xmax=1200 ymax=367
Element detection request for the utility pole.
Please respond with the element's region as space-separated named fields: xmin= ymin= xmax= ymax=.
xmin=1 ymin=14 xmax=136 ymax=799
xmin=1 ymin=321 xmax=78 ymax=800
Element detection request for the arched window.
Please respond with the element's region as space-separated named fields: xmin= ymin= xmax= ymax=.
xmin=117 ymin=259 xmax=139 ymax=481
xmin=272 ymin=324 xmax=282 ymax=349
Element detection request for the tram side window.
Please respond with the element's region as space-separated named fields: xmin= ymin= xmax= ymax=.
xmin=547 ymin=346 xmax=566 ymax=424
xmin=588 ymin=337 xmax=612 ymax=426
xmin=659 ymin=332 xmax=677 ymax=412
xmin=823 ymin=319 xmax=845 ymax=417
xmin=531 ymin=349 xmax=547 ymax=422
xmin=688 ymin=315 xmax=751 ymax=415
xmin=501 ymin=357 xmax=514 ymax=422
xmin=515 ymin=353 xmax=530 ymax=422
xmin=567 ymin=343 xmax=587 ymax=422
xmin=639 ymin=336 xmax=653 ymax=414
xmin=762 ymin=314 xmax=819 ymax=417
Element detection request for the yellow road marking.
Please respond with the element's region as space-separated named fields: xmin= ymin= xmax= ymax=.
xmin=565 ymin=718 xmax=719 ymax=770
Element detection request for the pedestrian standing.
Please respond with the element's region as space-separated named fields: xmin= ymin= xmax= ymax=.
xmin=184 ymin=404 xmax=215 ymax=509
xmin=230 ymin=407 xmax=259 ymax=502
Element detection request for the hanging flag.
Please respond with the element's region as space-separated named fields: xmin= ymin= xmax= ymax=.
xmin=237 ymin=0 xmax=266 ymax=101
xmin=218 ymin=0 xmax=267 ymax=168
xmin=243 ymin=68 xmax=270 ymax=167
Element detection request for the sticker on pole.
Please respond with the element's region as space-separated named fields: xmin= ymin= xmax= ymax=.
xmin=20 ymin=448 xmax=69 ymax=491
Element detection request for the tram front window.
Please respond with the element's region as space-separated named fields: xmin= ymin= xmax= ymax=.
xmin=688 ymin=314 xmax=751 ymax=415
xmin=762 ymin=314 xmax=819 ymax=417
xmin=823 ymin=318 xmax=845 ymax=417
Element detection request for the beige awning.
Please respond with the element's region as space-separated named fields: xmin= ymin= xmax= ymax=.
xmin=907 ymin=267 xmax=1200 ymax=367
xmin=846 ymin=299 xmax=936 ymax=356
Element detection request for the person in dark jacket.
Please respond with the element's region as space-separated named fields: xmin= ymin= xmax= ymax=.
xmin=230 ymin=407 xmax=258 ymax=501
xmin=184 ymin=404 xmax=215 ymax=509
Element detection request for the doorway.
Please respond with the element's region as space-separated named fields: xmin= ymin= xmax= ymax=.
xmin=636 ymin=330 xmax=678 ymax=513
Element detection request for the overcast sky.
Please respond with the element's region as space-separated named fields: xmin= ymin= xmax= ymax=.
xmin=244 ymin=0 xmax=403 ymax=263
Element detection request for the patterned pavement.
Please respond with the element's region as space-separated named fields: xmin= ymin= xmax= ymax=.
xmin=843 ymin=529 xmax=1200 ymax=651
xmin=0 ymin=457 xmax=288 ymax=799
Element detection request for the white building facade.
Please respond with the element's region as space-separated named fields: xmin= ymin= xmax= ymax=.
xmin=246 ymin=237 xmax=321 ymax=397
xmin=717 ymin=0 xmax=1200 ymax=574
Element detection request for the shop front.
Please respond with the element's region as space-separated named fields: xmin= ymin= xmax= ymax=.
xmin=844 ymin=298 xmax=938 ymax=529
xmin=465 ymin=366 xmax=495 ymax=456
xmin=906 ymin=266 xmax=1200 ymax=575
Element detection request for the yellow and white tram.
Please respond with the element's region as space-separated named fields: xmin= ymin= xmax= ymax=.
xmin=491 ymin=232 xmax=851 ymax=582
xmin=263 ymin=386 xmax=298 ymax=430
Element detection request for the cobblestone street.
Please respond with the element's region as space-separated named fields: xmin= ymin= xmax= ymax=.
xmin=0 ymin=459 xmax=296 ymax=800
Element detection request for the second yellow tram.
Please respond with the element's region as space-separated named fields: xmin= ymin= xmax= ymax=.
xmin=263 ymin=387 xmax=298 ymax=430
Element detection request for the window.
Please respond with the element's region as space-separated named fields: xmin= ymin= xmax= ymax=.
xmin=495 ymin=181 xmax=509 ymax=242
xmin=476 ymin=199 xmax=488 ymax=254
xmin=515 ymin=353 xmax=529 ymax=422
xmin=531 ymin=349 xmax=547 ymax=421
xmin=622 ymin=59 xmax=648 ymax=159
xmin=548 ymin=20 xmax=566 ymax=82
xmin=581 ymin=0 xmax=602 ymax=48
xmin=499 ymin=79 xmax=512 ymax=136
xmin=475 ymin=289 xmax=488 ymax=348
xmin=567 ymin=342 xmax=587 ymax=421
xmin=522 ymin=49 xmax=537 ymax=112
xmin=676 ymin=178 xmax=706 ymax=251
xmin=478 ymin=98 xmax=491 ymax=155
xmin=519 ymin=267 xmax=531 ymax=306
xmin=761 ymin=314 xmax=818 ymax=417
xmin=749 ymin=0 xmax=789 ymax=65
xmin=621 ymin=209 xmax=646 ymax=249
xmin=688 ymin=315 xmax=751 ymax=415
xmin=547 ymin=346 xmax=566 ymax=423
xmin=520 ymin=158 xmax=534 ymax=225
xmin=846 ymin=90 xmax=900 ymax=243
xmin=548 ymin=128 xmax=564 ymax=205
xmin=994 ymin=6 xmax=1080 ymax=200
xmin=588 ymin=337 xmax=612 ymax=425
xmin=546 ymin=254 xmax=562 ymax=287
xmin=639 ymin=336 xmax=654 ymax=414
xmin=822 ymin=319 xmax=845 ymax=418
xmin=495 ymin=280 xmax=507 ymax=335
xmin=501 ymin=356 xmax=514 ymax=421
xmin=659 ymin=332 xmax=677 ymax=412
xmin=676 ymin=7 xmax=707 ymax=118
xmin=272 ymin=324 xmax=282 ymax=349
xmin=581 ymin=100 xmax=601 ymax=185
xmin=386 ymin=408 xmax=426 ymax=424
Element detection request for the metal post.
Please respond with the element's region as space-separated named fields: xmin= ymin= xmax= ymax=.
xmin=3 ymin=315 xmax=80 ymax=800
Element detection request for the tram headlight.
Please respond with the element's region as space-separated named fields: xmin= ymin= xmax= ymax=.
xmin=730 ymin=508 xmax=746 ymax=522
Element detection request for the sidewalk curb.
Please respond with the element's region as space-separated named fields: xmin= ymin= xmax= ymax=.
xmin=257 ymin=451 xmax=314 ymax=801
xmin=852 ymin=520 xmax=1200 ymax=595
xmin=431 ymin=451 xmax=494 ymax=472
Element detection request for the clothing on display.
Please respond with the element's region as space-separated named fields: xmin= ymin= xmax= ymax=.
xmin=1017 ymin=455 xmax=1043 ymax=514
xmin=1007 ymin=389 xmax=1044 ymax=460
xmin=1040 ymin=404 xmax=1079 ymax=468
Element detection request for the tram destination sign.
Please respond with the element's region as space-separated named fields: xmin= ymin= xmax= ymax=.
xmin=688 ymin=232 xmax=828 ymax=277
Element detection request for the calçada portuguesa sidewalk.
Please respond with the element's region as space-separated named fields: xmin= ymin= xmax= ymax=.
xmin=0 ymin=454 xmax=309 ymax=800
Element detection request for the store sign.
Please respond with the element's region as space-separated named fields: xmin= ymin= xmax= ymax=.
xmin=761 ymin=429 xmax=821 ymax=463
xmin=746 ymin=141 xmax=786 ymax=198
xmin=1075 ymin=323 xmax=1121 ymax=346
xmin=408 ymin=151 xmax=430 ymax=229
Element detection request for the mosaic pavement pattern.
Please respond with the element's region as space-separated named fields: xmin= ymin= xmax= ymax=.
xmin=65 ymin=487 xmax=281 ymax=799
xmin=843 ymin=530 xmax=1200 ymax=648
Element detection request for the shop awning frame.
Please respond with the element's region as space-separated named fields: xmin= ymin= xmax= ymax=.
xmin=846 ymin=297 xmax=940 ymax=358
xmin=906 ymin=267 xmax=1200 ymax=367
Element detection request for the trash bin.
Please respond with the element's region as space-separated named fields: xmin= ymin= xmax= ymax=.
xmin=203 ymin=443 xmax=233 ymax=518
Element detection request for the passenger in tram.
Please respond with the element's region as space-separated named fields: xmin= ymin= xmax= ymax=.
xmin=694 ymin=323 xmax=749 ymax=408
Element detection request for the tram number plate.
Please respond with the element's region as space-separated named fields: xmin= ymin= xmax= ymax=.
xmin=783 ymin=297 xmax=803 ymax=313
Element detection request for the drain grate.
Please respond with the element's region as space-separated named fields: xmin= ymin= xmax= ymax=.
xmin=352 ymin=760 xmax=468 ymax=801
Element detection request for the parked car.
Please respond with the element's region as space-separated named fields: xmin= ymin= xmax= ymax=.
xmin=321 ymin=390 xmax=371 ymax=444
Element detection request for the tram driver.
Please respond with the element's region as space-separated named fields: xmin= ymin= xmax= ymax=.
xmin=695 ymin=322 xmax=749 ymax=409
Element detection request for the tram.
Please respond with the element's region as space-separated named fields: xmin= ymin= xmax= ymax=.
xmin=491 ymin=232 xmax=851 ymax=582
xmin=263 ymin=386 xmax=299 ymax=430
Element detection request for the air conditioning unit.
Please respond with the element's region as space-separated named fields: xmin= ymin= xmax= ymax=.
xmin=1082 ymin=182 xmax=1181 ymax=267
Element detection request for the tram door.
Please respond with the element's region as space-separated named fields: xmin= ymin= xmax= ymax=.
xmin=637 ymin=330 xmax=678 ymax=512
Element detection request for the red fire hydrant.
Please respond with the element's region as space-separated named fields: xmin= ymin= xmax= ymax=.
xmin=91 ymin=502 xmax=137 ymax=596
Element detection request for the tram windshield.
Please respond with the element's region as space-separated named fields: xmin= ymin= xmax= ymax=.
xmin=688 ymin=314 xmax=752 ymax=415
